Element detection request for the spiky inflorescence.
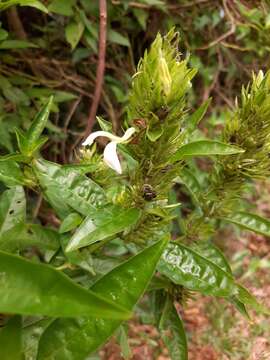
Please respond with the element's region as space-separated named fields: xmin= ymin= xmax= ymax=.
xmin=127 ymin=30 xmax=196 ymax=202
xmin=208 ymin=71 xmax=270 ymax=216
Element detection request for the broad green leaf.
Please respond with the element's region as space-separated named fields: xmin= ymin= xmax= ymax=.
xmin=65 ymin=21 xmax=85 ymax=50
xmin=0 ymin=153 xmax=29 ymax=163
xmin=194 ymin=243 xmax=232 ymax=274
xmin=0 ymin=251 xmax=129 ymax=319
xmin=0 ymin=161 xmax=24 ymax=186
xmin=175 ymin=167 xmax=201 ymax=205
xmin=185 ymin=98 xmax=211 ymax=134
xmin=37 ymin=237 xmax=168 ymax=360
xmin=221 ymin=211 xmax=270 ymax=237
xmin=159 ymin=242 xmax=269 ymax=313
xmin=48 ymin=0 xmax=75 ymax=16
xmin=0 ymin=186 xmax=26 ymax=236
xmin=23 ymin=318 xmax=53 ymax=360
xmin=0 ymin=223 xmax=60 ymax=255
xmin=59 ymin=213 xmax=82 ymax=234
xmin=195 ymin=243 xmax=249 ymax=318
xmin=158 ymin=242 xmax=238 ymax=297
xmin=26 ymin=96 xmax=53 ymax=153
xmin=0 ymin=0 xmax=47 ymax=13
xmin=0 ymin=28 xmax=8 ymax=41
xmin=97 ymin=116 xmax=113 ymax=132
xmin=108 ymin=30 xmax=130 ymax=47
xmin=66 ymin=205 xmax=141 ymax=252
xmin=159 ymin=296 xmax=188 ymax=360
xmin=25 ymin=88 xmax=77 ymax=103
xmin=172 ymin=140 xmax=244 ymax=162
xmin=0 ymin=315 xmax=22 ymax=360
xmin=34 ymin=159 xmax=106 ymax=218
xmin=0 ymin=40 xmax=38 ymax=49
xmin=18 ymin=0 xmax=48 ymax=12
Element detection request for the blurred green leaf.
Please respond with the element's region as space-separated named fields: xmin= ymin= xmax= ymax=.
xmin=172 ymin=141 xmax=244 ymax=161
xmin=0 ymin=186 xmax=25 ymax=236
xmin=0 ymin=161 xmax=24 ymax=187
xmin=159 ymin=296 xmax=188 ymax=360
xmin=59 ymin=212 xmax=82 ymax=234
xmin=108 ymin=30 xmax=130 ymax=47
xmin=0 ymin=315 xmax=22 ymax=360
xmin=221 ymin=211 xmax=270 ymax=237
xmin=65 ymin=21 xmax=85 ymax=50
xmin=48 ymin=0 xmax=75 ymax=16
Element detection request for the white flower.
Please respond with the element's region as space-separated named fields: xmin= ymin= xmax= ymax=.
xmin=82 ymin=127 xmax=136 ymax=174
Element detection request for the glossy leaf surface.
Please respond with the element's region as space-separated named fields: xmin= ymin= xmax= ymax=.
xmin=158 ymin=242 xmax=238 ymax=297
xmin=0 ymin=186 xmax=26 ymax=236
xmin=34 ymin=159 xmax=106 ymax=218
xmin=159 ymin=296 xmax=188 ymax=360
xmin=0 ymin=251 xmax=129 ymax=319
xmin=172 ymin=140 xmax=244 ymax=162
xmin=66 ymin=205 xmax=141 ymax=252
xmin=26 ymin=96 xmax=53 ymax=151
xmin=37 ymin=237 xmax=168 ymax=360
xmin=0 ymin=161 xmax=24 ymax=186
xmin=222 ymin=211 xmax=270 ymax=237
xmin=185 ymin=98 xmax=211 ymax=134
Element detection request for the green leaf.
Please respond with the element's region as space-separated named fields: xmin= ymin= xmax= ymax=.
xmin=175 ymin=167 xmax=201 ymax=205
xmin=0 ymin=251 xmax=129 ymax=319
xmin=25 ymin=96 xmax=53 ymax=153
xmin=0 ymin=40 xmax=38 ymax=49
xmin=159 ymin=296 xmax=188 ymax=360
xmin=195 ymin=243 xmax=249 ymax=317
xmin=0 ymin=186 xmax=26 ymax=236
xmin=172 ymin=140 xmax=244 ymax=161
xmin=17 ymin=0 xmax=48 ymax=12
xmin=0 ymin=161 xmax=24 ymax=187
xmin=221 ymin=211 xmax=270 ymax=237
xmin=194 ymin=243 xmax=232 ymax=274
xmin=0 ymin=315 xmax=22 ymax=360
xmin=185 ymin=98 xmax=211 ymax=134
xmin=159 ymin=243 xmax=269 ymax=314
xmin=65 ymin=21 xmax=85 ymax=50
xmin=59 ymin=213 xmax=82 ymax=234
xmin=34 ymin=159 xmax=106 ymax=218
xmin=23 ymin=318 xmax=53 ymax=360
xmin=97 ymin=116 xmax=113 ymax=132
xmin=158 ymin=242 xmax=238 ymax=297
xmin=0 ymin=223 xmax=60 ymax=256
xmin=0 ymin=28 xmax=8 ymax=41
xmin=146 ymin=123 xmax=164 ymax=142
xmin=48 ymin=0 xmax=75 ymax=16
xmin=37 ymin=237 xmax=168 ymax=360
xmin=108 ymin=30 xmax=130 ymax=47
xmin=66 ymin=205 xmax=141 ymax=252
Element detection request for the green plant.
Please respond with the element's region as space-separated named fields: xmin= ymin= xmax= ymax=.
xmin=0 ymin=29 xmax=269 ymax=360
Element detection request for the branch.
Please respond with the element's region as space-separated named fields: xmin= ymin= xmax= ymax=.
xmin=84 ymin=0 xmax=107 ymax=138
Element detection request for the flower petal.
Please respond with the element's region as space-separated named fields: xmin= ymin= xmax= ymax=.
xmin=82 ymin=131 xmax=120 ymax=146
xmin=103 ymin=142 xmax=122 ymax=174
xmin=120 ymin=127 xmax=136 ymax=142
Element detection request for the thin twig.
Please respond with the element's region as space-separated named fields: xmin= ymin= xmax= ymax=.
xmin=84 ymin=0 xmax=107 ymax=139
xmin=197 ymin=0 xmax=236 ymax=50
